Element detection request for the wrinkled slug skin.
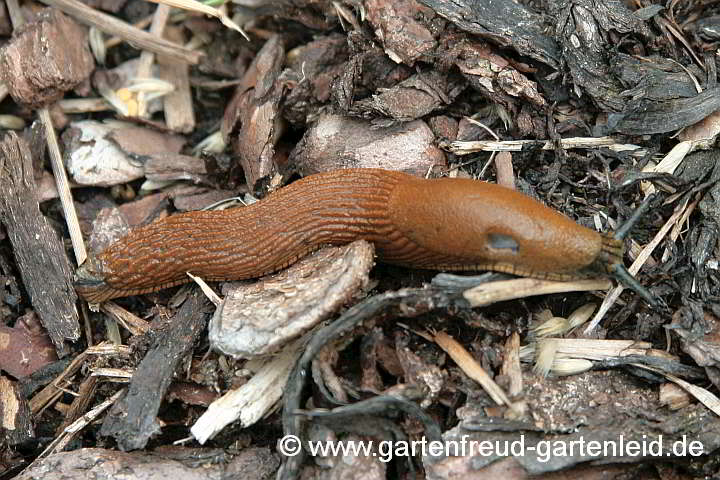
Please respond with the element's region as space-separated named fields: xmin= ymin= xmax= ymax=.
xmin=74 ymin=168 xmax=607 ymax=302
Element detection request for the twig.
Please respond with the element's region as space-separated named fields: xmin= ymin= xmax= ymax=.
xmin=135 ymin=4 xmax=171 ymax=118
xmin=520 ymin=339 xmax=653 ymax=361
xmin=148 ymin=0 xmax=248 ymax=39
xmin=37 ymin=0 xmax=202 ymax=64
xmin=463 ymin=278 xmax=612 ymax=307
xmin=38 ymin=108 xmax=87 ymax=265
xmin=449 ymin=136 xmax=628 ymax=154
xmin=158 ymin=26 xmax=196 ymax=132
xmin=28 ymin=389 xmax=125 ymax=469
xmin=100 ymin=302 xmax=150 ymax=335
xmin=59 ymin=97 xmax=113 ymax=113
xmin=635 ymin=365 xmax=720 ymax=417
xmin=501 ymin=332 xmax=523 ymax=396
xmin=191 ymin=339 xmax=302 ymax=443
xmin=433 ymin=330 xmax=511 ymax=405
xmin=29 ymin=352 xmax=88 ymax=414
xmin=106 ymin=15 xmax=153 ymax=49
xmin=187 ymin=272 xmax=221 ymax=306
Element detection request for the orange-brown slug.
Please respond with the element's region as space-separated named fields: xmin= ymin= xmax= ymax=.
xmin=74 ymin=168 xmax=654 ymax=305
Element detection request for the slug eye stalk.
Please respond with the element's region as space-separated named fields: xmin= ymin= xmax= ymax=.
xmin=609 ymin=194 xmax=658 ymax=307
xmin=610 ymin=263 xmax=658 ymax=307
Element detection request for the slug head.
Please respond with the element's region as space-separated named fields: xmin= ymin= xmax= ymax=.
xmin=387 ymin=176 xmax=658 ymax=306
xmin=387 ymin=176 xmax=604 ymax=277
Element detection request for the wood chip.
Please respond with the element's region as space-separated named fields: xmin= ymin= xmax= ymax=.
xmin=0 ymin=9 xmax=94 ymax=108
xmin=100 ymin=291 xmax=211 ymax=450
xmin=209 ymin=240 xmax=375 ymax=358
xmin=0 ymin=375 xmax=34 ymax=445
xmin=222 ymin=35 xmax=284 ymax=191
xmin=191 ymin=338 xmax=303 ymax=443
xmin=290 ymin=114 xmax=446 ymax=177
xmin=0 ymin=133 xmax=80 ymax=352
xmin=0 ymin=312 xmax=57 ymax=379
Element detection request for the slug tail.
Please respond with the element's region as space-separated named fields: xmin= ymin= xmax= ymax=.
xmin=74 ymin=255 xmax=143 ymax=303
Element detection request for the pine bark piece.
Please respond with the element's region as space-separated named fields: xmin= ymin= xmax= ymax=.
xmin=0 ymin=132 xmax=80 ymax=353
xmin=418 ymin=0 xmax=560 ymax=69
xmin=607 ymin=87 xmax=720 ymax=135
xmin=171 ymin=188 xmax=238 ymax=212
xmin=290 ymin=114 xmax=446 ymax=176
xmin=100 ymin=290 xmax=211 ymax=451
xmin=0 ymin=2 xmax=11 ymax=36
xmin=106 ymin=126 xmax=185 ymax=157
xmin=0 ymin=312 xmax=58 ymax=379
xmin=428 ymin=400 xmax=720 ymax=478
xmin=0 ymin=9 xmax=94 ymax=108
xmin=61 ymin=121 xmax=186 ymax=187
xmin=14 ymin=447 xmax=279 ymax=480
xmin=305 ymin=429 xmax=386 ymax=480
xmin=448 ymin=37 xmax=547 ymax=110
xmin=352 ymin=70 xmax=466 ymax=121
xmin=284 ymin=34 xmax=348 ymax=126
xmin=549 ymin=0 xmax=649 ymax=113
xmin=14 ymin=448 xmax=225 ymax=480
xmin=222 ymin=35 xmax=284 ymax=192
xmin=143 ymin=153 xmax=207 ymax=185
xmin=365 ymin=0 xmax=436 ymax=66
xmin=209 ymin=240 xmax=375 ymax=358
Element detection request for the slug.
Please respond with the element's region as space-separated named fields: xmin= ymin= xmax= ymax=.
xmin=74 ymin=168 xmax=654 ymax=305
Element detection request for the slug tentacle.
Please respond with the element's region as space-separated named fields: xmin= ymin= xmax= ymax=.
xmin=608 ymin=194 xmax=658 ymax=306
xmin=614 ymin=193 xmax=655 ymax=241
xmin=74 ymin=168 xmax=656 ymax=306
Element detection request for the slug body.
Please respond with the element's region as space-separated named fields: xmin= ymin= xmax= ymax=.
xmin=75 ymin=169 xmax=622 ymax=303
